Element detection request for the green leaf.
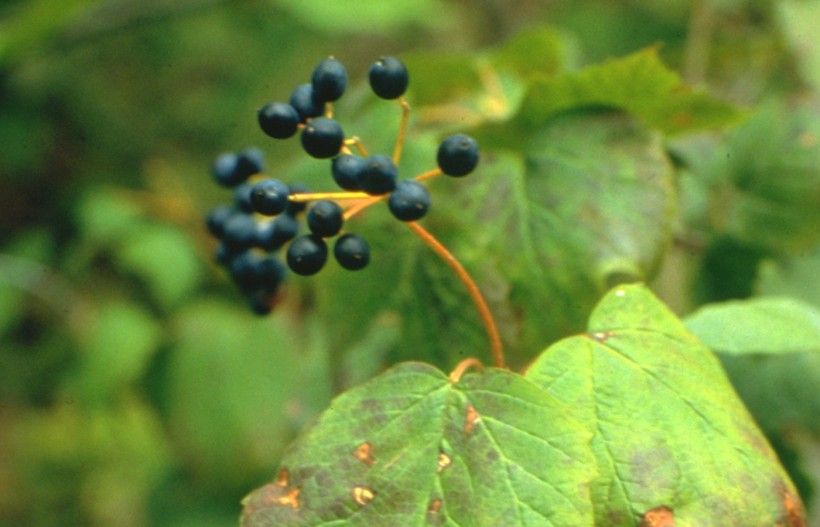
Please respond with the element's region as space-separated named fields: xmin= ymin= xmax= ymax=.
xmin=489 ymin=26 xmax=577 ymax=80
xmin=276 ymin=0 xmax=453 ymax=35
xmin=685 ymin=297 xmax=820 ymax=355
xmin=515 ymin=47 xmax=740 ymax=134
xmin=114 ymin=223 xmax=203 ymax=310
xmin=463 ymin=111 xmax=676 ymax=359
xmin=404 ymin=26 xmax=571 ymax=123
xmin=685 ymin=297 xmax=820 ymax=434
xmin=241 ymin=363 xmax=595 ymax=526
xmin=757 ymin=248 xmax=820 ymax=307
xmin=167 ymin=301 xmax=332 ymax=488
xmin=73 ymin=300 xmax=161 ymax=403
xmin=75 ymin=186 xmax=144 ymax=244
xmin=525 ymin=284 xmax=803 ymax=526
xmin=778 ymin=0 xmax=820 ymax=91
xmin=697 ymin=104 xmax=820 ymax=254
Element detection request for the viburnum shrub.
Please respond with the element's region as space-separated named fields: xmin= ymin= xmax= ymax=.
xmin=205 ymin=56 xmax=807 ymax=527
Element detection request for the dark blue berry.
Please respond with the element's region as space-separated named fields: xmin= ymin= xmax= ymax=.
xmin=236 ymin=148 xmax=265 ymax=178
xmin=368 ymin=57 xmax=409 ymax=99
xmin=206 ymin=204 xmax=236 ymax=237
xmin=331 ymin=154 xmax=364 ymax=190
xmin=229 ymin=250 xmax=265 ymax=291
xmin=311 ymin=57 xmax=347 ymax=102
xmin=256 ymin=256 xmax=286 ymax=293
xmin=359 ymin=155 xmax=398 ymax=195
xmin=255 ymin=214 xmax=299 ymax=251
xmin=388 ymin=180 xmax=431 ymax=221
xmin=258 ymin=102 xmax=299 ymax=139
xmin=285 ymin=183 xmax=309 ymax=215
xmin=334 ymin=234 xmax=370 ymax=271
xmin=251 ymin=178 xmax=290 ymax=215
xmin=274 ymin=212 xmax=299 ymax=241
xmin=301 ymin=117 xmax=344 ymax=159
xmin=437 ymin=134 xmax=479 ymax=177
xmin=212 ymin=153 xmax=244 ymax=187
xmin=307 ymin=200 xmax=344 ymax=238
xmin=234 ymin=183 xmax=255 ymax=213
xmin=215 ymin=242 xmax=239 ymax=266
xmin=248 ymin=290 xmax=274 ymax=315
xmin=222 ymin=213 xmax=257 ymax=249
xmin=289 ymin=84 xmax=323 ymax=121
xmin=287 ymin=235 xmax=328 ymax=276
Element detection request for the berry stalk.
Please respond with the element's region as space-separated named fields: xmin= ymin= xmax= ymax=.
xmin=406 ymin=221 xmax=505 ymax=368
xmin=288 ymin=191 xmax=371 ymax=203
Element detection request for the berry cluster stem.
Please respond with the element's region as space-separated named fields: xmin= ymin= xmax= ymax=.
xmin=392 ymin=98 xmax=411 ymax=164
xmin=289 ymin=191 xmax=370 ymax=203
xmin=448 ymin=357 xmax=484 ymax=383
xmin=406 ymin=221 xmax=505 ymax=368
xmin=343 ymin=137 xmax=369 ymax=157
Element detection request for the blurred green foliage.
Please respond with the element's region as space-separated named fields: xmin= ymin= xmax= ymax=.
xmin=1 ymin=0 xmax=819 ymax=525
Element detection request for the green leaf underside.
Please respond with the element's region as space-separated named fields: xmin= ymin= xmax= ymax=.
xmin=525 ymin=284 xmax=801 ymax=526
xmin=241 ymin=363 xmax=595 ymax=527
xmin=517 ymin=47 xmax=739 ymax=134
xmin=685 ymin=297 xmax=820 ymax=355
xmin=455 ymin=111 xmax=677 ymax=356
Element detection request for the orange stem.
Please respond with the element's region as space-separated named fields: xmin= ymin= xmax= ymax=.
xmin=392 ymin=98 xmax=411 ymax=164
xmin=448 ymin=357 xmax=485 ymax=383
xmin=406 ymin=222 xmax=505 ymax=368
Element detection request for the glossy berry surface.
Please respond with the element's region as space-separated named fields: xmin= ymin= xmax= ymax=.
xmin=359 ymin=155 xmax=398 ymax=195
xmin=286 ymin=235 xmax=328 ymax=276
xmin=289 ymin=83 xmax=323 ymax=121
xmin=311 ymin=57 xmax=347 ymax=102
xmin=258 ymin=102 xmax=299 ymax=139
xmin=368 ymin=57 xmax=409 ymax=99
xmin=436 ymin=134 xmax=479 ymax=177
xmin=301 ymin=117 xmax=344 ymax=159
xmin=334 ymin=234 xmax=370 ymax=271
xmin=388 ymin=180 xmax=431 ymax=221
xmin=331 ymin=154 xmax=364 ymax=190
xmin=251 ymin=178 xmax=290 ymax=215
xmin=307 ymin=200 xmax=344 ymax=237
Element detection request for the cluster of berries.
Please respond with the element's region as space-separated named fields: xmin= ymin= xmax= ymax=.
xmin=205 ymin=56 xmax=479 ymax=314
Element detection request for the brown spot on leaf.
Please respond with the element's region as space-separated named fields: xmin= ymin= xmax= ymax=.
xmin=782 ymin=488 xmax=806 ymax=527
xmin=256 ymin=483 xmax=300 ymax=510
xmin=639 ymin=505 xmax=674 ymax=527
xmin=437 ymin=451 xmax=452 ymax=473
xmin=464 ymin=405 xmax=480 ymax=435
xmin=428 ymin=498 xmax=442 ymax=513
xmin=275 ymin=468 xmax=290 ymax=487
xmin=354 ymin=442 xmax=375 ymax=466
xmin=590 ymin=331 xmax=614 ymax=343
xmin=352 ymin=485 xmax=376 ymax=506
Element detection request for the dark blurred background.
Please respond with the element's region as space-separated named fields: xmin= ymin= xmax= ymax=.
xmin=1 ymin=1 xmax=818 ymax=525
